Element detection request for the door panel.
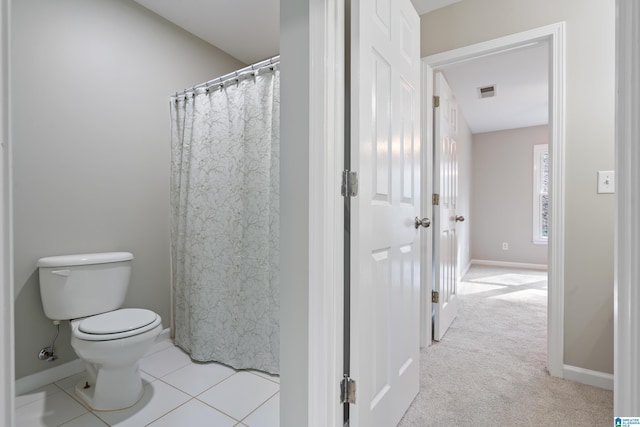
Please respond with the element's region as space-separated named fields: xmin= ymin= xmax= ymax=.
xmin=350 ymin=0 xmax=421 ymax=425
xmin=433 ymin=72 xmax=459 ymax=342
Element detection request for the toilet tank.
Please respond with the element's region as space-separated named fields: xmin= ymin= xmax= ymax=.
xmin=37 ymin=252 xmax=134 ymax=321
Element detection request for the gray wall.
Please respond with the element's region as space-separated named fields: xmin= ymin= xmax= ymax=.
xmin=471 ymin=126 xmax=549 ymax=265
xmin=421 ymin=0 xmax=615 ymax=374
xmin=12 ymin=0 xmax=244 ymax=379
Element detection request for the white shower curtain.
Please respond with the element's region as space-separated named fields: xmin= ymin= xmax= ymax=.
xmin=170 ymin=67 xmax=279 ymax=374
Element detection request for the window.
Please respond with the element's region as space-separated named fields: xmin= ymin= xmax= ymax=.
xmin=533 ymin=144 xmax=549 ymax=244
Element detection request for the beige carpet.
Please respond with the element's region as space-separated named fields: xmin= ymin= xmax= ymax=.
xmin=398 ymin=265 xmax=613 ymax=427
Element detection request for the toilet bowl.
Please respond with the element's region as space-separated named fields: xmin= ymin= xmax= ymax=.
xmin=37 ymin=252 xmax=163 ymax=411
xmin=70 ymin=308 xmax=162 ymax=411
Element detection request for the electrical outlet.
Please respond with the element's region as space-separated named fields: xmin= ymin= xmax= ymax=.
xmin=502 ymin=242 xmax=509 ymax=250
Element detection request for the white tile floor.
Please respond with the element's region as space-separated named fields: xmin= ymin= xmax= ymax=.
xmin=15 ymin=340 xmax=280 ymax=427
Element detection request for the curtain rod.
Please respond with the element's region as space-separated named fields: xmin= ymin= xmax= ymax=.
xmin=172 ymin=55 xmax=280 ymax=99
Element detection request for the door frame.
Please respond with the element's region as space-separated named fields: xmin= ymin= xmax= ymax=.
xmin=0 ymin=0 xmax=14 ymax=425
xmin=307 ymin=0 xmax=344 ymax=424
xmin=280 ymin=0 xmax=345 ymax=425
xmin=615 ymin=0 xmax=640 ymax=416
xmin=420 ymin=22 xmax=566 ymax=378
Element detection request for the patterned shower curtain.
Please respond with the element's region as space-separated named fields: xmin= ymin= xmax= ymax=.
xmin=170 ymin=67 xmax=279 ymax=374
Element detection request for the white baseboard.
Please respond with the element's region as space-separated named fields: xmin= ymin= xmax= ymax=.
xmin=15 ymin=328 xmax=172 ymax=396
xmin=15 ymin=358 xmax=84 ymax=396
xmin=471 ymin=259 xmax=548 ymax=271
xmin=563 ymin=365 xmax=614 ymax=390
xmin=460 ymin=261 xmax=472 ymax=279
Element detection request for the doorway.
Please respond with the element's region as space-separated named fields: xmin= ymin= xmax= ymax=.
xmin=421 ymin=22 xmax=566 ymax=378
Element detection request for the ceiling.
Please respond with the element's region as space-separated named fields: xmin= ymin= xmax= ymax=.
xmin=441 ymin=43 xmax=549 ymax=133
xmin=412 ymin=0 xmax=461 ymax=15
xmin=133 ymin=0 xmax=280 ymax=65
xmin=133 ymin=0 xmax=460 ymax=64
xmin=133 ymin=0 xmax=546 ymax=134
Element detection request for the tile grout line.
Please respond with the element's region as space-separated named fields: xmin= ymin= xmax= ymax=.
xmin=61 ymin=411 xmax=109 ymax=427
xmin=138 ymin=348 xmax=194 ymax=379
xmin=245 ymin=369 xmax=280 ymax=385
xmin=15 ymin=382 xmax=65 ymax=410
xmin=142 ymin=397 xmax=196 ymax=427
xmin=153 ymin=364 xmax=236 ymax=398
xmin=237 ymin=390 xmax=279 ymax=425
xmin=18 ymin=344 xmax=279 ymax=426
xmin=194 ymin=395 xmax=242 ymax=424
xmin=138 ymin=360 xmax=192 ymax=381
xmin=151 ymin=366 xmax=279 ymax=424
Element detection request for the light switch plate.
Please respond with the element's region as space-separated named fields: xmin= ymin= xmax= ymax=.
xmin=597 ymin=170 xmax=615 ymax=194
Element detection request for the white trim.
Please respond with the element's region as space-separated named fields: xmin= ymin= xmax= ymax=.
xmin=563 ymin=365 xmax=614 ymax=391
xmin=532 ymin=144 xmax=549 ymax=245
xmin=0 ymin=0 xmax=13 ymax=424
xmin=471 ymin=259 xmax=548 ymax=271
xmin=546 ymin=22 xmax=566 ymax=380
xmin=308 ymin=0 xmax=343 ymax=425
xmin=420 ymin=58 xmax=434 ymax=348
xmin=615 ymin=0 xmax=640 ymax=417
xmin=460 ymin=261 xmax=472 ymax=279
xmin=15 ymin=359 xmax=84 ymax=396
xmin=423 ymin=22 xmax=565 ymax=378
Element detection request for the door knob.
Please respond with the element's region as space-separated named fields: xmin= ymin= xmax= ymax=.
xmin=415 ymin=217 xmax=431 ymax=229
xmin=455 ymin=215 xmax=465 ymax=222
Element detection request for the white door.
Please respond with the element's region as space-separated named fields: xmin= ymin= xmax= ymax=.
xmin=433 ymin=72 xmax=460 ymax=341
xmin=350 ymin=0 xmax=421 ymax=425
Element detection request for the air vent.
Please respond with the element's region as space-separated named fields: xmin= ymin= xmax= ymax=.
xmin=478 ymin=85 xmax=497 ymax=99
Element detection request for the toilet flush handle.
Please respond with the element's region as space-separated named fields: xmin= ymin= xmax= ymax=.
xmin=51 ymin=270 xmax=70 ymax=277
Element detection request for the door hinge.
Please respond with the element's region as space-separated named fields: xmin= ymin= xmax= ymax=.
xmin=432 ymin=291 xmax=439 ymax=303
xmin=340 ymin=375 xmax=356 ymax=404
xmin=341 ymin=170 xmax=358 ymax=197
xmin=432 ymin=193 xmax=440 ymax=206
xmin=433 ymin=95 xmax=440 ymax=108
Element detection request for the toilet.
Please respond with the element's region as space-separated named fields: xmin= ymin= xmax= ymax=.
xmin=37 ymin=252 xmax=162 ymax=411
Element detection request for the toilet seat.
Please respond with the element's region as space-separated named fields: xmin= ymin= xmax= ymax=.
xmin=73 ymin=308 xmax=161 ymax=341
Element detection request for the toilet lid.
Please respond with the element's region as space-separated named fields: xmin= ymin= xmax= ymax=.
xmin=78 ymin=308 xmax=158 ymax=335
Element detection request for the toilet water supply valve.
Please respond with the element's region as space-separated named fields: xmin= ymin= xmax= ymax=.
xmin=38 ymin=320 xmax=60 ymax=362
